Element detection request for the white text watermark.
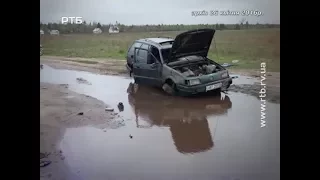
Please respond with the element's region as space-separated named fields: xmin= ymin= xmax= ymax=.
xmin=260 ymin=62 xmax=267 ymax=127
xmin=191 ymin=10 xmax=263 ymax=17
xmin=61 ymin=17 xmax=83 ymax=24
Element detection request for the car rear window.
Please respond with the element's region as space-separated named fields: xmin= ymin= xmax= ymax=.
xmin=141 ymin=44 xmax=150 ymax=50
xmin=160 ymin=41 xmax=174 ymax=46
xmin=135 ymin=49 xmax=148 ymax=63
xmin=128 ymin=42 xmax=142 ymax=54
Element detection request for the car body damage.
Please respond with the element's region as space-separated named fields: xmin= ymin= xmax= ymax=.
xmin=126 ymin=28 xmax=232 ymax=96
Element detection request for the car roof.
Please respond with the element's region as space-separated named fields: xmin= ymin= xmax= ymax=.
xmin=136 ymin=37 xmax=174 ymax=49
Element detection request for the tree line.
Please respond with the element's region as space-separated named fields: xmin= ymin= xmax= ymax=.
xmin=40 ymin=21 xmax=280 ymax=34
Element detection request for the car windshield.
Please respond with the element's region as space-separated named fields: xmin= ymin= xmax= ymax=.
xmin=161 ymin=48 xmax=172 ymax=63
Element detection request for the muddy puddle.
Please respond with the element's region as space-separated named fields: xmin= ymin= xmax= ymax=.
xmin=40 ymin=65 xmax=280 ymax=180
xmin=229 ymin=74 xmax=280 ymax=103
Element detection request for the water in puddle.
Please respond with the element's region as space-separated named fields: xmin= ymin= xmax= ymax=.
xmin=40 ymin=65 xmax=280 ymax=180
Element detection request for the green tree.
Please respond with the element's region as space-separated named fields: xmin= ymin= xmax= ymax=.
xmin=239 ymin=18 xmax=245 ymax=29
xmin=97 ymin=23 xmax=102 ymax=28
xmin=47 ymin=23 xmax=52 ymax=30
xmin=219 ymin=24 xmax=225 ymax=30
xmin=256 ymin=22 xmax=260 ymax=28
xmin=235 ymin=24 xmax=240 ymax=30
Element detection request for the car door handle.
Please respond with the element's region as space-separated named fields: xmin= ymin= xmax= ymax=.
xmin=150 ymin=63 xmax=157 ymax=68
xmin=136 ymin=66 xmax=140 ymax=68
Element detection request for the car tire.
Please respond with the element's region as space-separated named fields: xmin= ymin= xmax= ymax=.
xmin=127 ymin=63 xmax=133 ymax=77
xmin=133 ymin=77 xmax=139 ymax=84
xmin=162 ymin=83 xmax=176 ymax=95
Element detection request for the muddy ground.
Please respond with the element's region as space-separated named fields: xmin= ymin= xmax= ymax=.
xmin=40 ymin=60 xmax=280 ymax=180
xmin=40 ymin=83 xmax=126 ymax=180
xmin=41 ymin=56 xmax=280 ymax=103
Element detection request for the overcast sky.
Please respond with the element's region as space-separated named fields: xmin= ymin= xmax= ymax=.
xmin=40 ymin=0 xmax=280 ymax=25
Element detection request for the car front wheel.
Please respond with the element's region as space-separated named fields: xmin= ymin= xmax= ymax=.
xmin=162 ymin=83 xmax=176 ymax=95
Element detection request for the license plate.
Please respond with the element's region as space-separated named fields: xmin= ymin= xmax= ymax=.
xmin=206 ymin=83 xmax=222 ymax=91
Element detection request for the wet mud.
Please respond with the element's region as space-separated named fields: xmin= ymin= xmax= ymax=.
xmin=40 ymin=64 xmax=280 ymax=180
xmin=228 ymin=84 xmax=280 ymax=103
xmin=226 ymin=75 xmax=280 ymax=103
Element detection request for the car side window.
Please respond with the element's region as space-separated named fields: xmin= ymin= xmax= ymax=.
xmin=150 ymin=46 xmax=160 ymax=62
xmin=136 ymin=49 xmax=148 ymax=63
xmin=141 ymin=44 xmax=150 ymax=50
xmin=147 ymin=52 xmax=157 ymax=64
xmin=128 ymin=42 xmax=142 ymax=54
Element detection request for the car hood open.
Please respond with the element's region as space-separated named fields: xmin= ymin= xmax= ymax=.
xmin=168 ymin=29 xmax=215 ymax=63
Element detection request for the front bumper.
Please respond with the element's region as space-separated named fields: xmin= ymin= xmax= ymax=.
xmin=176 ymin=77 xmax=232 ymax=95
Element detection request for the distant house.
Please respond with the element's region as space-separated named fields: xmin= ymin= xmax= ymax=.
xmin=93 ymin=28 xmax=102 ymax=34
xmin=40 ymin=30 xmax=44 ymax=35
xmin=49 ymin=30 xmax=59 ymax=35
xmin=109 ymin=25 xmax=119 ymax=34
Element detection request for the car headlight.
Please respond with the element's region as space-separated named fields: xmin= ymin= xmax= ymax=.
xmin=188 ymin=79 xmax=201 ymax=86
xmin=221 ymin=72 xmax=229 ymax=78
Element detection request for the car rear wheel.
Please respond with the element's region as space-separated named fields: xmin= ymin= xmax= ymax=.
xmin=133 ymin=77 xmax=139 ymax=84
xmin=127 ymin=63 xmax=133 ymax=77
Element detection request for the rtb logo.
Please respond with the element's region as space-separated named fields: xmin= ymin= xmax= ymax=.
xmin=61 ymin=17 xmax=83 ymax=24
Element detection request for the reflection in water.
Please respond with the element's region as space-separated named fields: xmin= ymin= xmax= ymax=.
xmin=127 ymin=83 xmax=232 ymax=154
xmin=170 ymin=120 xmax=213 ymax=154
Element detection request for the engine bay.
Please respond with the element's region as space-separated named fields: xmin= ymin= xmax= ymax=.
xmin=175 ymin=62 xmax=223 ymax=77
